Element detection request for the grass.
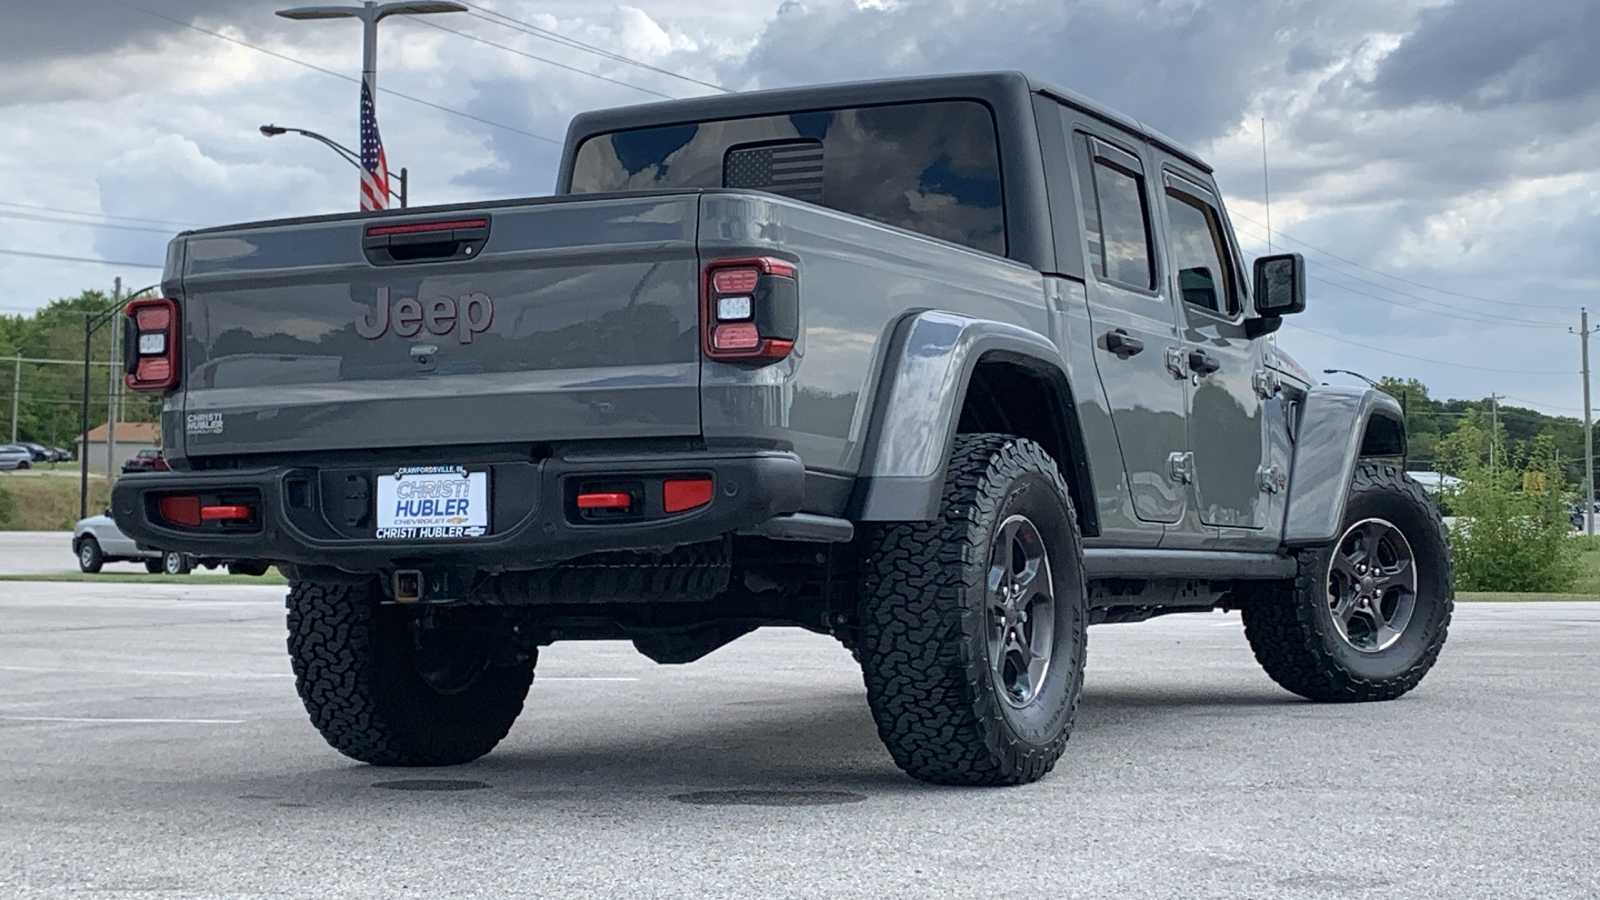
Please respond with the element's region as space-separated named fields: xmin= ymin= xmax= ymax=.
xmin=0 ymin=471 xmax=111 ymax=530
xmin=0 ymin=570 xmax=286 ymax=585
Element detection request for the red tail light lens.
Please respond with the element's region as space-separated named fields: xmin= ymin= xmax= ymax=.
xmin=124 ymin=297 xmax=180 ymax=393
xmin=663 ymin=478 xmax=714 ymax=513
xmin=159 ymin=495 xmax=202 ymax=527
xmin=702 ymin=257 xmax=798 ymax=365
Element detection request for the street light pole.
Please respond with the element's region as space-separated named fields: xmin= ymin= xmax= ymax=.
xmin=275 ymin=1 xmax=464 ymax=209
xmin=1324 ymin=368 xmax=1408 ymax=468
xmin=260 ymin=124 xmax=407 ymax=207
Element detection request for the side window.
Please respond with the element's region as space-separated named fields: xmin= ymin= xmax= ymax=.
xmin=1164 ymin=187 xmax=1239 ymax=317
xmin=1074 ymin=136 xmax=1154 ymax=290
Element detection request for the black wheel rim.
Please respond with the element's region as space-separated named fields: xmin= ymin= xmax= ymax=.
xmin=986 ymin=514 xmax=1056 ymax=708
xmin=1326 ymin=517 xmax=1417 ymax=653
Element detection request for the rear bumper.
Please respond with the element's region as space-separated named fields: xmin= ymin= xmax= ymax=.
xmin=111 ymin=450 xmax=806 ymax=574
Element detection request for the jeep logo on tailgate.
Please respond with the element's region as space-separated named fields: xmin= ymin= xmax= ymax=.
xmin=356 ymin=287 xmax=493 ymax=343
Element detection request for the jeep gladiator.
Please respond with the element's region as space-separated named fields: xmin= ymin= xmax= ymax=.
xmin=114 ymin=72 xmax=1452 ymax=785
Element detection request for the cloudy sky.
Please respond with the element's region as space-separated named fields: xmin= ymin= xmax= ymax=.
xmin=4 ymin=0 xmax=1596 ymax=416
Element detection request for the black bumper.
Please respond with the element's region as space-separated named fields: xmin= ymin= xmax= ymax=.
xmin=111 ymin=450 xmax=805 ymax=573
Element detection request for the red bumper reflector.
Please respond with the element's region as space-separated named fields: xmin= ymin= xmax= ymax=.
xmin=159 ymin=495 xmax=201 ymax=527
xmin=663 ymin=478 xmax=714 ymax=513
xmin=200 ymin=505 xmax=255 ymax=522
xmin=577 ymin=491 xmax=632 ymax=510
xmin=713 ymin=322 xmax=760 ymax=351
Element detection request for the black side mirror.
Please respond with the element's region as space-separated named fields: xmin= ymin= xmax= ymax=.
xmin=1253 ymin=253 xmax=1307 ymax=316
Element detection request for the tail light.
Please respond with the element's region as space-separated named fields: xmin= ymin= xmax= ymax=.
xmin=124 ymin=297 xmax=180 ymax=392
xmin=702 ymin=257 xmax=798 ymax=364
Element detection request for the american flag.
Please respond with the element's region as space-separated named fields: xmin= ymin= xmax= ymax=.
xmin=359 ymin=78 xmax=389 ymax=211
xmin=723 ymin=140 xmax=824 ymax=204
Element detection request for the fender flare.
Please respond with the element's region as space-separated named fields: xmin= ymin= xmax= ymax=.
xmin=1282 ymin=385 xmax=1408 ymax=547
xmin=850 ymin=310 xmax=1095 ymax=528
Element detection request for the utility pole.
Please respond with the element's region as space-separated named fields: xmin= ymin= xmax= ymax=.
xmin=1576 ymin=309 xmax=1598 ymax=536
xmin=107 ymin=277 xmax=120 ymax=482
xmin=1490 ymin=393 xmax=1501 ymax=478
xmin=9 ymin=355 xmax=19 ymax=444
xmin=1261 ymin=117 xmax=1272 ymax=254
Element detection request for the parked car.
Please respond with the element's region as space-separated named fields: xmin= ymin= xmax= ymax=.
xmin=52 ymin=446 xmax=72 ymax=462
xmin=16 ymin=441 xmax=54 ymax=462
xmin=73 ymin=513 xmax=165 ymax=573
xmin=121 ymin=448 xmax=169 ymax=474
xmin=0 ymin=445 xmax=32 ymax=470
xmin=73 ymin=512 xmax=272 ymax=575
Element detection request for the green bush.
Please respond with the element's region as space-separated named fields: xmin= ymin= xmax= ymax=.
xmin=1442 ymin=433 xmax=1578 ymax=592
xmin=0 ymin=481 xmax=14 ymax=527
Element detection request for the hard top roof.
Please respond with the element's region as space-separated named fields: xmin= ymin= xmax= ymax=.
xmin=563 ymin=70 xmax=1211 ymax=174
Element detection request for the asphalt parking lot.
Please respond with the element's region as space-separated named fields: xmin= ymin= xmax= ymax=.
xmin=1 ymin=574 xmax=1597 ymax=898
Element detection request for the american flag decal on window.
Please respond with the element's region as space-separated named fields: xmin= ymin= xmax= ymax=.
xmin=723 ymin=140 xmax=824 ymax=204
xmin=359 ymin=79 xmax=389 ymax=212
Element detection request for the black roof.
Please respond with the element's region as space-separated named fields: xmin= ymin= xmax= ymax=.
xmin=559 ymin=70 xmax=1210 ymax=177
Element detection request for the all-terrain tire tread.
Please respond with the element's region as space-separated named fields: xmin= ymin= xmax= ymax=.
xmin=286 ymin=580 xmax=533 ymax=766
xmin=1242 ymin=463 xmax=1453 ymax=702
xmin=858 ymin=434 xmax=1084 ymax=786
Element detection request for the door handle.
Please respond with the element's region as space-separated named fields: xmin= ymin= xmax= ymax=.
xmin=1188 ymin=349 xmax=1221 ymax=376
xmin=1104 ymin=329 xmax=1145 ymax=359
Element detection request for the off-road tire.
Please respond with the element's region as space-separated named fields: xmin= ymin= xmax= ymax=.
xmin=857 ymin=434 xmax=1087 ymax=786
xmin=286 ymin=579 xmax=535 ymax=766
xmin=1243 ymin=463 xmax=1452 ymax=702
xmin=77 ymin=537 xmax=103 ymax=574
xmin=144 ymin=558 xmax=163 ymax=574
xmin=162 ymin=551 xmax=191 ymax=575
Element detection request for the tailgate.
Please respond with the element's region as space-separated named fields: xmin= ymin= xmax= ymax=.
xmin=175 ymin=194 xmax=703 ymax=457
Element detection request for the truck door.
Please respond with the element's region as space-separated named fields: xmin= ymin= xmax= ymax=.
xmin=1070 ymin=130 xmax=1188 ymax=526
xmin=1158 ymin=170 xmax=1267 ymax=532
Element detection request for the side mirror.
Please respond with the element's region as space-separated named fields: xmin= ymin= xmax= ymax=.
xmin=1253 ymin=253 xmax=1306 ymax=317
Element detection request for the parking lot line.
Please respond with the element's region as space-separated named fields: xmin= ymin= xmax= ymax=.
xmin=1 ymin=715 xmax=245 ymax=724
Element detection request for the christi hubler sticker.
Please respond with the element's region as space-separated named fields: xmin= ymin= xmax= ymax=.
xmin=185 ymin=413 xmax=223 ymax=435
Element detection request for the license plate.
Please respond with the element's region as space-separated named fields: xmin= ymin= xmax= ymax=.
xmin=374 ymin=466 xmax=489 ymax=540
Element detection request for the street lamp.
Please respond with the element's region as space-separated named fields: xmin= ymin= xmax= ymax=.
xmin=260 ymin=124 xmax=408 ymax=207
xmin=275 ymin=2 xmax=465 ymax=209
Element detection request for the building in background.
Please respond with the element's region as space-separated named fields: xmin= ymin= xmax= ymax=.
xmin=78 ymin=422 xmax=159 ymax=474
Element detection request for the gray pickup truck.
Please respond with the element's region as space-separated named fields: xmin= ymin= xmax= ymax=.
xmin=113 ymin=72 xmax=1452 ymax=785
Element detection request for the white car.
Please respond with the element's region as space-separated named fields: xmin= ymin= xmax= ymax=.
xmin=72 ymin=513 xmax=170 ymax=573
xmin=0 ymin=445 xmax=33 ymax=470
xmin=72 ymin=513 xmax=273 ymax=576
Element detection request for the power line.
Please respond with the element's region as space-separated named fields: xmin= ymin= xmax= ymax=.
xmin=1233 ymin=220 xmax=1565 ymax=327
xmin=1285 ymin=322 xmax=1571 ymax=375
xmin=408 ymin=17 xmax=676 ymax=99
xmin=1304 ymin=271 xmax=1564 ymax=329
xmin=0 ymin=248 xmax=162 ymax=269
xmin=0 ymin=211 xmax=178 ymax=236
xmin=1230 ymin=209 xmax=1578 ymax=310
xmin=462 ymin=3 xmax=732 ymax=94
xmin=0 ymin=201 xmax=203 ymax=229
xmin=110 ymin=0 xmax=561 ymax=145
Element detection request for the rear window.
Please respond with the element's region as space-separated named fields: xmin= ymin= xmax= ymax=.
xmin=569 ymin=100 xmax=1006 ymax=256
